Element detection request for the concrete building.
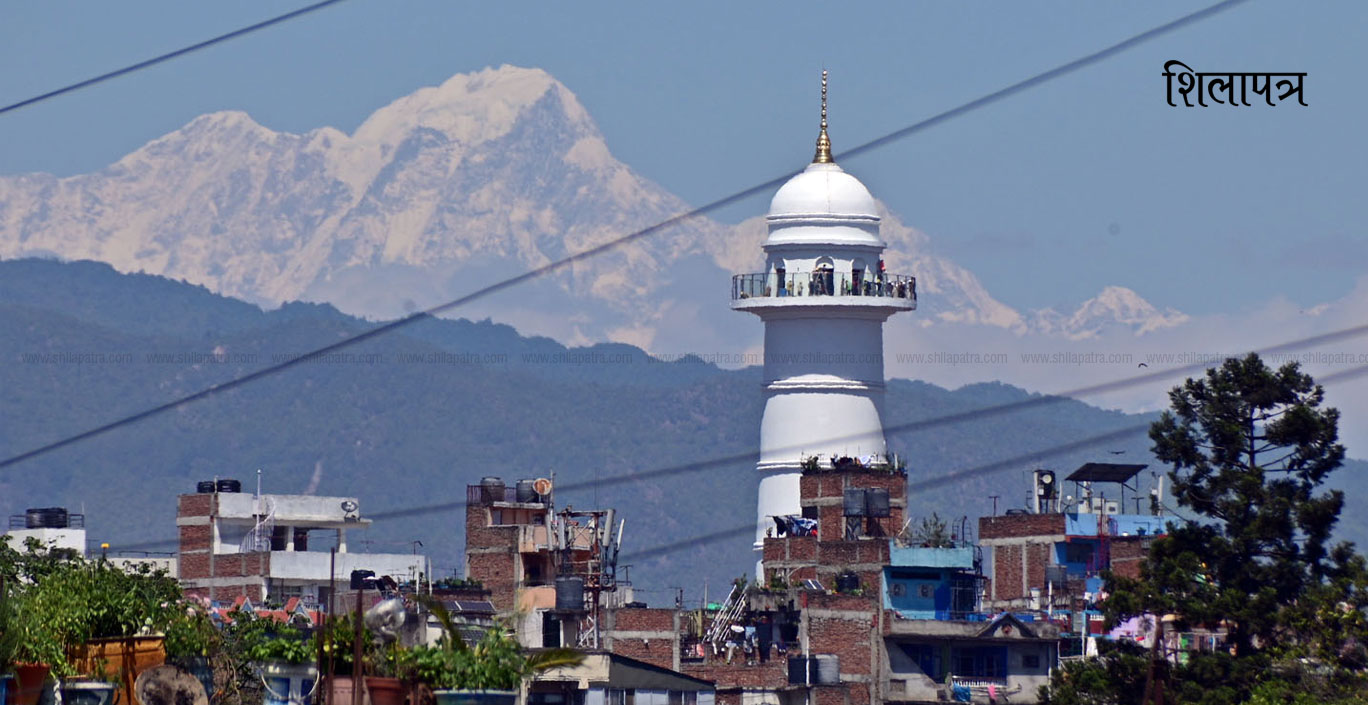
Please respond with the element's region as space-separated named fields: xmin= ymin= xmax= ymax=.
xmin=4 ymin=507 xmax=87 ymax=555
xmin=176 ymin=481 xmax=426 ymax=605
xmin=531 ymin=652 xmax=716 ymax=705
xmin=730 ymin=71 xmax=916 ymax=566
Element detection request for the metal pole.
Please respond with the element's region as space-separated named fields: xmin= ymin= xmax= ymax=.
xmin=353 ymin=586 xmax=364 ymax=705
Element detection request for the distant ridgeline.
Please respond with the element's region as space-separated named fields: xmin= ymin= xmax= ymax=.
xmin=2 ymin=258 xmax=1366 ymax=595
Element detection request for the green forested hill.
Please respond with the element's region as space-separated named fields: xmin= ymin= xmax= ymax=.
xmin=3 ymin=258 xmax=1365 ymax=599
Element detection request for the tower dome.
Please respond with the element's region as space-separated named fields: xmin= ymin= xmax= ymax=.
xmin=767 ymin=162 xmax=880 ymax=222
xmin=764 ymin=73 xmax=881 ymax=247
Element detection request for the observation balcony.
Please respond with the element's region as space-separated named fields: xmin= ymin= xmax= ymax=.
xmin=731 ymin=271 xmax=916 ymax=311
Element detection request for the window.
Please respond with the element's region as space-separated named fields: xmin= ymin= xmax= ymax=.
xmin=1023 ymin=653 xmax=1041 ymax=669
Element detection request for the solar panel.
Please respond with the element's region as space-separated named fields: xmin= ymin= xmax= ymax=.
xmin=1064 ymin=463 xmax=1148 ymax=484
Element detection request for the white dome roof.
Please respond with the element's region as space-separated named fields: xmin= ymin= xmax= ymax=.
xmin=768 ymin=162 xmax=879 ymax=221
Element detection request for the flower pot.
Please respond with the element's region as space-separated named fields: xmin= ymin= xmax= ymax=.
xmin=328 ymin=675 xmax=370 ymax=705
xmin=68 ymin=636 xmax=165 ymax=705
xmin=259 ymin=662 xmax=318 ymax=705
xmin=58 ymin=681 xmax=116 ymax=705
xmin=365 ymin=677 xmax=405 ymax=705
xmin=7 ymin=664 xmax=50 ymax=705
xmin=431 ymin=690 xmax=517 ymax=705
xmin=179 ymin=657 xmax=215 ymax=702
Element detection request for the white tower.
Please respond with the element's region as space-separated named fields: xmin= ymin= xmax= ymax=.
xmin=732 ymin=72 xmax=916 ymax=565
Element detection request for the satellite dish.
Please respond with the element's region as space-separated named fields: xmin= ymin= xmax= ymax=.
xmin=533 ymin=478 xmax=553 ymax=495
xmin=341 ymin=500 xmax=359 ymax=513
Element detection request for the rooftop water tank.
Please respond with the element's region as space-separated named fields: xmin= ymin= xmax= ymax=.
xmin=515 ymin=479 xmax=539 ymax=504
xmin=196 ymin=481 xmax=217 ymax=494
xmin=555 ymin=575 xmax=584 ymax=611
xmin=480 ymin=477 xmax=506 ymax=503
xmin=25 ymin=507 xmax=69 ymax=529
xmin=216 ymin=479 xmax=242 ymax=493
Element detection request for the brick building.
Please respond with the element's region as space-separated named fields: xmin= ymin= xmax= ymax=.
xmin=977 ymin=464 xmax=1166 ymax=613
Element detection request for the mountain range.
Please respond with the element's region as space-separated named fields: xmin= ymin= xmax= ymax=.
xmin=0 ymin=65 xmax=1188 ymax=355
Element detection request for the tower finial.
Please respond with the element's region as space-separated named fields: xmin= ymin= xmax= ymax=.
xmin=813 ymin=69 xmax=833 ymax=164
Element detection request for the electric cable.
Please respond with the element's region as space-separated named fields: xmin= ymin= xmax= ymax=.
xmin=105 ymin=357 xmax=1368 ymax=555
xmin=0 ymin=0 xmax=1255 ymax=471
xmin=0 ymin=0 xmax=351 ymax=116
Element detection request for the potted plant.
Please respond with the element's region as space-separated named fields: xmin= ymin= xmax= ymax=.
xmin=161 ymin=598 xmax=221 ymax=701
xmin=402 ymin=598 xmax=582 ymax=705
xmin=318 ymin=612 xmax=372 ymax=705
xmin=235 ymin=616 xmax=317 ymax=705
xmin=364 ymin=640 xmax=406 ymax=705
xmin=1 ymin=540 xmax=63 ymax=705
xmin=53 ymin=559 xmax=178 ymax=705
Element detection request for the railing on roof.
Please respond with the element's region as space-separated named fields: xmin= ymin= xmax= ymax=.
xmin=732 ymin=271 xmax=916 ymax=304
xmin=8 ymin=514 xmax=85 ymax=529
xmin=464 ymin=485 xmax=547 ymax=505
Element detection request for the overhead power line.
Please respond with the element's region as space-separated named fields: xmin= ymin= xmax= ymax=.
xmin=107 ymin=361 xmax=1368 ymax=555
xmin=0 ymin=0 xmax=1256 ymax=470
xmin=0 ymin=0 xmax=351 ymax=117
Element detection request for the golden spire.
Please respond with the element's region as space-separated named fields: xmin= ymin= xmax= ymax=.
xmin=813 ymin=69 xmax=833 ymax=164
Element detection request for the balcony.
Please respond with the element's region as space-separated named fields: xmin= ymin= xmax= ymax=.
xmin=731 ymin=271 xmax=916 ymax=309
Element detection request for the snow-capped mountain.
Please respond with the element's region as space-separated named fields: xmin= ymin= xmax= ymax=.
xmin=1031 ymin=286 xmax=1190 ymax=340
xmin=0 ymin=65 xmax=1182 ymax=349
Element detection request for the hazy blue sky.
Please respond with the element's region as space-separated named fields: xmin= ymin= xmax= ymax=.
xmin=2 ymin=1 xmax=1365 ymax=316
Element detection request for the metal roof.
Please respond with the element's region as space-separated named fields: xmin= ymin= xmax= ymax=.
xmin=1064 ymin=463 xmax=1148 ymax=484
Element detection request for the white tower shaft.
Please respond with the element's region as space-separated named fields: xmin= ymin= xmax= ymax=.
xmin=732 ymin=72 xmax=915 ymax=568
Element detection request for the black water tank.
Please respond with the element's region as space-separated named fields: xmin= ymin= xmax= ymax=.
xmin=815 ymin=655 xmax=840 ymax=684
xmin=865 ymin=488 xmax=891 ymax=518
xmin=555 ymin=575 xmax=584 ymax=611
xmin=515 ymin=479 xmax=538 ymax=504
xmin=25 ymin=507 xmax=68 ymax=529
xmin=788 ymin=656 xmax=840 ymax=685
xmin=842 ymin=488 xmax=867 ymax=517
xmin=196 ymin=481 xmax=216 ymax=494
xmin=216 ymin=479 xmax=242 ymax=493
xmin=480 ymin=477 xmax=506 ymax=503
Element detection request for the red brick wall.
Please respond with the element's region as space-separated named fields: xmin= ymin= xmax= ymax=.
xmin=466 ymin=525 xmax=518 ymax=550
xmin=179 ymin=524 xmax=211 ymax=552
xmin=979 ymin=513 xmax=1065 ymax=539
xmin=1026 ymin=543 xmax=1050 ymax=596
xmin=211 ymin=552 xmax=270 ymax=578
xmin=995 ymin=544 xmax=1023 ymax=600
xmin=813 ymin=684 xmax=852 ymax=705
xmin=1110 ymin=536 xmax=1154 ymax=579
xmin=465 ymin=505 xmax=487 ymax=536
xmin=613 ymin=608 xmax=675 ymax=631
xmin=682 ymin=662 xmax=787 ymax=689
xmin=466 ymin=552 xmax=518 ymax=611
xmin=814 ymin=540 xmax=888 ymax=567
xmin=609 ymin=638 xmax=675 ymax=671
xmin=801 ymin=470 xmax=907 ymax=542
xmin=180 ymin=553 xmax=209 ymax=580
xmin=809 ymin=616 xmax=873 ymax=676
xmin=177 ymin=493 xmax=213 ymax=518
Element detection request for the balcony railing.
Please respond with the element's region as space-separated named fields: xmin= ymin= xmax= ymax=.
xmin=732 ymin=271 xmax=915 ymax=303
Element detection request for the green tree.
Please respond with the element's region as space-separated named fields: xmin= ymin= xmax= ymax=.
xmin=1044 ymin=354 xmax=1368 ymax=704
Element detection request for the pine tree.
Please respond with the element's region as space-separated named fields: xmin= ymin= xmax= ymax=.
xmin=1046 ymin=354 xmax=1368 ymax=704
